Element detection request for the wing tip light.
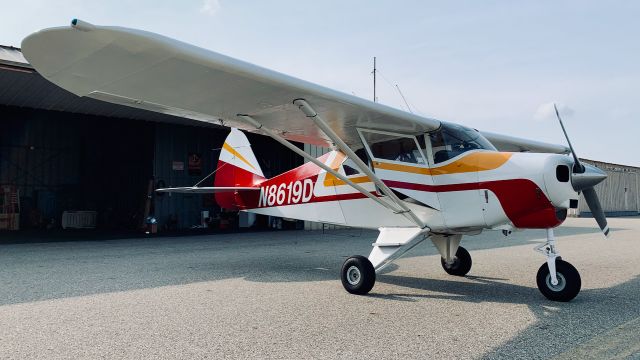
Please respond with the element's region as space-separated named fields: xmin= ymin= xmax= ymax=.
xmin=71 ymin=18 xmax=95 ymax=32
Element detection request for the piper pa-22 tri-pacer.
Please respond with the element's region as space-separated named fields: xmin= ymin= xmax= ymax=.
xmin=22 ymin=19 xmax=610 ymax=302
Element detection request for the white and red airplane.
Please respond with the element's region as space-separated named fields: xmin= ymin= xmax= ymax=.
xmin=22 ymin=20 xmax=610 ymax=301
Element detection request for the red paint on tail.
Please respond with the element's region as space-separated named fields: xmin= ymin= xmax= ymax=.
xmin=213 ymin=161 xmax=266 ymax=210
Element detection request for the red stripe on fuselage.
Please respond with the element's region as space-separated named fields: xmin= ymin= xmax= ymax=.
xmin=383 ymin=179 xmax=561 ymax=228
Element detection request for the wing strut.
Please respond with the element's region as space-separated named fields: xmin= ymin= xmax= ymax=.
xmin=236 ymin=114 xmax=422 ymax=226
xmin=293 ymin=99 xmax=427 ymax=229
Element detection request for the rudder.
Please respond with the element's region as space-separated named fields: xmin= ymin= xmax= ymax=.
xmin=214 ymin=128 xmax=265 ymax=209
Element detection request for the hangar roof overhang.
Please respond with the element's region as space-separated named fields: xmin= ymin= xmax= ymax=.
xmin=0 ymin=45 xmax=224 ymax=129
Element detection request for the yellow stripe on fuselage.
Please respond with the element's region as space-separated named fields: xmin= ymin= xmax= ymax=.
xmin=372 ymin=161 xmax=431 ymax=175
xmin=324 ymin=173 xmax=371 ymax=187
xmin=373 ymin=152 xmax=512 ymax=176
xmin=322 ymin=152 xmax=512 ymax=188
xmin=223 ymin=142 xmax=256 ymax=171
xmin=322 ymin=152 xmax=363 ymax=186
xmin=429 ymin=152 xmax=512 ymax=175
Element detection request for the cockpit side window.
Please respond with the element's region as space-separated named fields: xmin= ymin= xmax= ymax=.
xmin=429 ymin=123 xmax=496 ymax=164
xmin=359 ymin=130 xmax=426 ymax=165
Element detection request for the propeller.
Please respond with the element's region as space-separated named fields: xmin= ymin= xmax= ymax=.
xmin=553 ymin=103 xmax=609 ymax=237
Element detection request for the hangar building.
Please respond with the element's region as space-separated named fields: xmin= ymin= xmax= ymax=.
xmin=577 ymin=160 xmax=639 ymax=217
xmin=0 ymin=45 xmax=637 ymax=233
xmin=0 ymin=45 xmax=303 ymax=232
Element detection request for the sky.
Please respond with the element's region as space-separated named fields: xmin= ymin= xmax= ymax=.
xmin=1 ymin=0 xmax=638 ymax=166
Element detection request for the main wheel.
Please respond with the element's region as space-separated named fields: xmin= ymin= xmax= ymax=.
xmin=536 ymin=259 xmax=581 ymax=302
xmin=440 ymin=246 xmax=472 ymax=276
xmin=341 ymin=255 xmax=376 ymax=295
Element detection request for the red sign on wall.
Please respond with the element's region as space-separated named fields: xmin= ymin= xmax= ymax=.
xmin=188 ymin=153 xmax=202 ymax=175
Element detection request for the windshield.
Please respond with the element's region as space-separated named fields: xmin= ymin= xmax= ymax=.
xmin=429 ymin=123 xmax=496 ymax=164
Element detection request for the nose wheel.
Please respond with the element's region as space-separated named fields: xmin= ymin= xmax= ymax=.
xmin=535 ymin=228 xmax=582 ymax=301
xmin=536 ymin=259 xmax=581 ymax=301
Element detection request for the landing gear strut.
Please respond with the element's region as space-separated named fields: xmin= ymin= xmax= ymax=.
xmin=535 ymin=229 xmax=581 ymax=301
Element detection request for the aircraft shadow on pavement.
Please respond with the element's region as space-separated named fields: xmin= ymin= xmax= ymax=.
xmin=0 ymin=226 xmax=624 ymax=308
xmin=376 ymin=274 xmax=556 ymax=304
xmin=374 ymin=274 xmax=640 ymax=359
xmin=376 ymin=275 xmax=640 ymax=359
xmin=481 ymin=275 xmax=640 ymax=359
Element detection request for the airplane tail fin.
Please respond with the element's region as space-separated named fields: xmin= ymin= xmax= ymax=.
xmin=214 ymin=128 xmax=266 ymax=209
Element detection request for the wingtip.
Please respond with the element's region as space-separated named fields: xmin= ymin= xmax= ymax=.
xmin=70 ymin=18 xmax=95 ymax=31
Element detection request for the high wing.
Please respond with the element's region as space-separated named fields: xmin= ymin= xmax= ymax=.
xmin=21 ymin=20 xmax=440 ymax=149
xmin=481 ymin=131 xmax=569 ymax=154
xmin=21 ymin=20 xmax=568 ymax=154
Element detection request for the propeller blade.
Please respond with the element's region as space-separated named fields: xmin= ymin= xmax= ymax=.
xmin=554 ymin=103 xmax=609 ymax=237
xmin=582 ymin=187 xmax=609 ymax=237
xmin=554 ymin=103 xmax=584 ymax=173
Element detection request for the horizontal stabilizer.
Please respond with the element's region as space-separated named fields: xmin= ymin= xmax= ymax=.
xmin=155 ymin=187 xmax=259 ymax=194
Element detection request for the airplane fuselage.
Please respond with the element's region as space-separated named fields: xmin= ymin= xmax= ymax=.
xmin=216 ymin=149 xmax=579 ymax=234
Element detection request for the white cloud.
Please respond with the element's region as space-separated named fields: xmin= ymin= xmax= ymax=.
xmin=200 ymin=0 xmax=221 ymax=16
xmin=534 ymin=102 xmax=574 ymax=121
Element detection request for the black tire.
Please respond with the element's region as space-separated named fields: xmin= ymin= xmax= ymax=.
xmin=341 ymin=255 xmax=376 ymax=295
xmin=536 ymin=259 xmax=581 ymax=302
xmin=440 ymin=246 xmax=472 ymax=276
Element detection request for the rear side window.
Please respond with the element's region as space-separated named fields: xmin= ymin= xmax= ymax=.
xmin=343 ymin=165 xmax=360 ymax=176
xmin=342 ymin=158 xmax=362 ymax=176
xmin=359 ymin=130 xmax=426 ymax=164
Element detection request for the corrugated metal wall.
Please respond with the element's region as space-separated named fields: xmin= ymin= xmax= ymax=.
xmin=577 ymin=160 xmax=639 ymax=217
xmin=152 ymin=123 xmax=226 ymax=229
xmin=1 ymin=106 xmax=81 ymax=200
xmin=0 ymin=105 xmax=154 ymax=229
